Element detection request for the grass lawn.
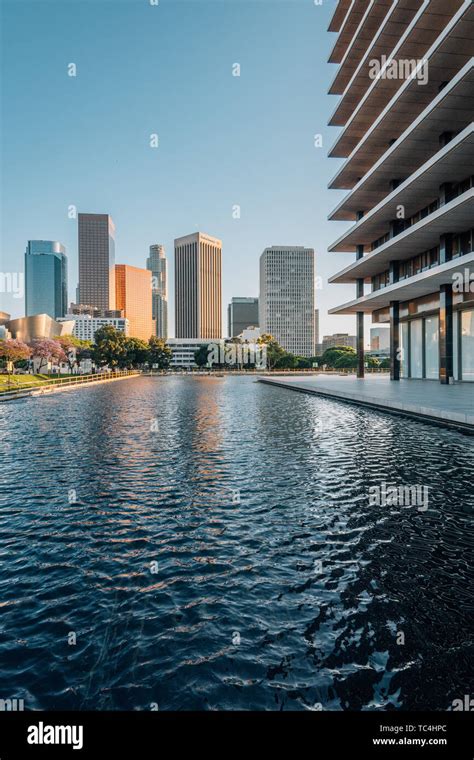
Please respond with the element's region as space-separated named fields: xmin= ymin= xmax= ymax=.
xmin=0 ymin=374 xmax=76 ymax=393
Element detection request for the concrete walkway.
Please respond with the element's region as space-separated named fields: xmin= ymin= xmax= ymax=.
xmin=258 ymin=374 xmax=474 ymax=432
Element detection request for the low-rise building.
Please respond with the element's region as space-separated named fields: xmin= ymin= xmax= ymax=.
xmin=167 ymin=338 xmax=225 ymax=369
xmin=322 ymin=333 xmax=357 ymax=352
xmin=60 ymin=314 xmax=129 ymax=342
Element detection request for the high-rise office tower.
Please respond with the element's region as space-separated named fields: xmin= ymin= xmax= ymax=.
xmin=227 ymin=297 xmax=259 ymax=338
xmin=25 ymin=240 xmax=67 ymax=318
xmin=174 ymin=232 xmax=222 ymax=339
xmin=327 ymin=0 xmax=474 ymax=383
xmin=314 ymin=308 xmax=320 ymax=352
xmin=78 ymin=213 xmax=116 ymax=311
xmin=259 ymin=246 xmax=315 ymax=357
xmin=115 ymin=265 xmax=153 ymax=341
xmin=146 ymin=244 xmax=168 ymax=339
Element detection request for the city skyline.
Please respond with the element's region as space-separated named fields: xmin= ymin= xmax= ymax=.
xmin=0 ymin=0 xmax=355 ymax=337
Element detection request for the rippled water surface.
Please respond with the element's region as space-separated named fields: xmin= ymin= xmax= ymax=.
xmin=0 ymin=376 xmax=473 ymax=710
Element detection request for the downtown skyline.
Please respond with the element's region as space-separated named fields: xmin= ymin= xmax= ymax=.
xmin=1 ymin=0 xmax=354 ymax=337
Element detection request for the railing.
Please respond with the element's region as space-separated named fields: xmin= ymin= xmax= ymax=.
xmin=0 ymin=370 xmax=139 ymax=397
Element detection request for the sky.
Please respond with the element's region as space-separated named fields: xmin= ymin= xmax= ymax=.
xmin=1 ymin=0 xmax=366 ymax=340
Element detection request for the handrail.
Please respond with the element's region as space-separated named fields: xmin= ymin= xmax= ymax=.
xmin=0 ymin=370 xmax=139 ymax=397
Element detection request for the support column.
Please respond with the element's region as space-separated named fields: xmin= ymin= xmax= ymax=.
xmin=390 ymin=301 xmax=400 ymax=381
xmin=439 ymin=233 xmax=453 ymax=264
xmin=356 ymin=240 xmax=364 ymax=378
xmin=439 ymin=284 xmax=453 ymax=384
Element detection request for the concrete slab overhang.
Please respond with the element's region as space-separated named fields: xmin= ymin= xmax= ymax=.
xmin=329 ymin=0 xmax=430 ymax=111
xmin=329 ymin=1 xmax=369 ymax=64
xmin=328 ymin=190 xmax=474 ymax=285
xmin=328 ymin=252 xmax=474 ymax=314
xmin=328 ymin=58 xmax=474 ymax=191
xmin=328 ymin=0 xmax=352 ymax=34
xmin=328 ymin=0 xmax=394 ymax=88
xmin=328 ymin=0 xmax=474 ymax=158
xmin=328 ymin=125 xmax=474 ymax=248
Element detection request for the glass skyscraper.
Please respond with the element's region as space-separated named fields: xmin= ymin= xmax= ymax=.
xmin=25 ymin=240 xmax=67 ymax=319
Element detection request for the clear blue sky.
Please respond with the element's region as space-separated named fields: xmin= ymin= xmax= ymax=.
xmin=1 ymin=0 xmax=361 ymax=339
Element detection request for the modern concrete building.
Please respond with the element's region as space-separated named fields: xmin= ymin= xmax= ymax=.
xmin=25 ymin=241 xmax=67 ymax=319
xmin=167 ymin=338 xmax=225 ymax=369
xmin=227 ymin=297 xmax=259 ymax=338
xmin=115 ymin=265 xmax=153 ymax=341
xmin=146 ymin=244 xmax=168 ymax=339
xmin=78 ymin=213 xmax=116 ymax=311
xmin=314 ymin=308 xmax=320 ymax=353
xmin=7 ymin=314 xmax=74 ymax=342
xmin=259 ymin=246 xmax=315 ymax=357
xmin=174 ymin=232 xmax=222 ymax=340
xmin=327 ymin=0 xmax=474 ymax=382
xmin=322 ymin=333 xmax=357 ymax=352
xmin=61 ymin=314 xmax=129 ymax=342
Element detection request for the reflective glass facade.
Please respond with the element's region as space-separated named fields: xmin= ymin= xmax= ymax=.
xmin=25 ymin=240 xmax=67 ymax=319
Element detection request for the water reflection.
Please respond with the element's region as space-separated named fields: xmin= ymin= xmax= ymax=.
xmin=0 ymin=376 xmax=472 ymax=710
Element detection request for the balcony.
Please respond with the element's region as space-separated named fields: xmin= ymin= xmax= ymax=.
xmin=328 ymin=125 xmax=474 ymax=252
xmin=329 ymin=0 xmax=474 ymax=158
xmin=329 ymin=251 xmax=474 ymax=314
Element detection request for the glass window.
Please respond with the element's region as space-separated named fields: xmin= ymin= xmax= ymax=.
xmin=400 ymin=322 xmax=409 ymax=378
xmin=461 ymin=309 xmax=474 ymax=382
xmin=410 ymin=319 xmax=423 ymax=378
xmin=425 ymin=316 xmax=439 ymax=379
xmin=453 ymin=312 xmax=459 ymax=381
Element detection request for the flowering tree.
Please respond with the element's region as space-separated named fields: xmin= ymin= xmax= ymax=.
xmin=0 ymin=339 xmax=31 ymax=375
xmin=30 ymin=339 xmax=67 ymax=374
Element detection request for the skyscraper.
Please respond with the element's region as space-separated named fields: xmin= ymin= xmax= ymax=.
xmin=78 ymin=213 xmax=116 ymax=311
xmin=174 ymin=232 xmax=222 ymax=339
xmin=146 ymin=244 xmax=168 ymax=339
xmin=115 ymin=265 xmax=153 ymax=341
xmin=314 ymin=308 xmax=319 ymax=352
xmin=25 ymin=240 xmax=67 ymax=318
xmin=227 ymin=297 xmax=259 ymax=338
xmin=259 ymin=246 xmax=315 ymax=357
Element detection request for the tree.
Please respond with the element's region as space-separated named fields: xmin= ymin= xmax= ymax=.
xmin=334 ymin=353 xmax=358 ymax=369
xmin=92 ymin=325 xmax=127 ymax=368
xmin=379 ymin=357 xmax=390 ymax=369
xmin=257 ymin=333 xmax=286 ymax=370
xmin=0 ymin=339 xmax=31 ymax=374
xmin=30 ymin=339 xmax=67 ymax=374
xmin=148 ymin=336 xmax=172 ymax=369
xmin=123 ymin=337 xmax=150 ymax=368
xmin=275 ymin=352 xmax=299 ymax=369
xmin=57 ymin=335 xmax=88 ymax=373
xmin=321 ymin=345 xmax=356 ymax=368
xmin=194 ymin=345 xmax=211 ymax=368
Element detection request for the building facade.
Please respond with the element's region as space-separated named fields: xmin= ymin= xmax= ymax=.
xmin=174 ymin=232 xmax=222 ymax=340
xmin=25 ymin=241 xmax=67 ymax=319
xmin=227 ymin=297 xmax=259 ymax=338
xmin=61 ymin=315 xmax=129 ymax=342
xmin=146 ymin=244 xmax=168 ymax=339
xmin=259 ymin=246 xmax=315 ymax=357
xmin=78 ymin=213 xmax=116 ymax=311
xmin=7 ymin=314 xmax=74 ymax=343
xmin=314 ymin=308 xmax=320 ymax=353
xmin=322 ymin=333 xmax=357 ymax=353
xmin=167 ymin=338 xmax=225 ymax=369
xmin=327 ymin=0 xmax=474 ymax=382
xmin=115 ymin=265 xmax=153 ymax=341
